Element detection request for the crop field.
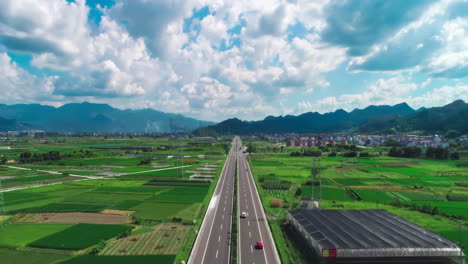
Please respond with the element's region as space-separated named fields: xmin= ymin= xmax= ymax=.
xmin=149 ymin=186 xmax=209 ymax=203
xmin=0 ymin=248 xmax=71 ymax=264
xmin=100 ymin=224 xmax=189 ymax=255
xmin=131 ymin=202 xmax=202 ymax=221
xmin=247 ymin=141 xmax=468 ymax=264
xmin=0 ymin=136 xmax=227 ymax=263
xmin=16 ymin=212 xmax=131 ymax=225
xmin=61 ymin=255 xmax=176 ymax=264
xmin=0 ymin=223 xmax=72 ymax=248
xmin=29 ymin=223 xmax=133 ymax=250
xmin=302 ymin=186 xmax=354 ymax=201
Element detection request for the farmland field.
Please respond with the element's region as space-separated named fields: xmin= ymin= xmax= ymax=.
xmin=0 ymin=223 xmax=71 ymax=248
xmin=0 ymin=135 xmax=227 ymax=263
xmin=0 ymin=248 xmax=71 ymax=264
xmin=247 ymin=140 xmax=468 ymax=264
xmin=28 ymin=223 xmax=133 ymax=250
xmin=100 ymin=223 xmax=189 ymax=255
xmin=60 ymin=255 xmax=176 ymax=264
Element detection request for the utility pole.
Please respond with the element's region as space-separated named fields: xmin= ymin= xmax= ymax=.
xmin=0 ymin=179 xmax=6 ymax=227
xmin=311 ymin=158 xmax=321 ymax=202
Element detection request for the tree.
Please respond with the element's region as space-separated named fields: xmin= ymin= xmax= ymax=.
xmin=246 ymin=142 xmax=255 ymax=154
xmin=139 ymin=158 xmax=152 ymax=165
xmin=221 ymin=143 xmax=230 ymax=155
xmin=383 ymin=139 xmax=403 ymax=147
xmin=446 ymin=130 xmax=462 ymax=139
xmin=450 ymin=151 xmax=460 ymax=160
xmin=0 ymin=156 xmax=6 ymax=164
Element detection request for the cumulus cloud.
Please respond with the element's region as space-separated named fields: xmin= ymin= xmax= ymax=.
xmin=347 ymin=0 xmax=468 ymax=79
xmin=0 ymin=0 xmax=89 ymax=56
xmin=298 ymin=75 xmax=419 ymax=113
xmin=0 ymin=0 xmax=467 ymax=122
xmin=0 ymin=53 xmax=56 ymax=102
xmin=320 ymin=0 xmax=435 ymax=56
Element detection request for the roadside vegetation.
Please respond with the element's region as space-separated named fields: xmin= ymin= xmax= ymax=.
xmin=246 ymin=139 xmax=468 ymax=263
xmin=0 ymin=135 xmax=229 ymax=264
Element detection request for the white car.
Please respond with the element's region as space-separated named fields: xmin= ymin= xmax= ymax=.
xmin=240 ymin=212 xmax=247 ymax=218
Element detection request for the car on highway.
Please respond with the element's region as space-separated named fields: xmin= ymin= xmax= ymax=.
xmin=240 ymin=212 xmax=247 ymax=218
xmin=255 ymin=241 xmax=264 ymax=249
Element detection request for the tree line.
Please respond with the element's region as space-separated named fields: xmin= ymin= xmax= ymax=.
xmin=19 ymin=149 xmax=96 ymax=163
xmin=388 ymin=146 xmax=460 ymax=160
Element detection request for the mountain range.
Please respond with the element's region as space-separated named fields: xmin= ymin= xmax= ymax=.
xmin=0 ymin=102 xmax=214 ymax=133
xmin=1 ymin=100 xmax=467 ymax=135
xmin=195 ymin=100 xmax=468 ymax=135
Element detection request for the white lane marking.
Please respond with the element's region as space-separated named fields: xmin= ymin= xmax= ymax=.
xmin=248 ymin=221 xmax=250 ymax=227
xmin=222 ymin=215 xmax=224 ymax=220
xmin=244 ymin=155 xmax=269 ymax=264
xmin=246 ymin=205 xmax=248 ymax=209
xmin=251 ymin=245 xmax=253 ymax=253
xmin=219 ymin=235 xmax=221 ymax=242
xmin=199 ymin=152 xmax=232 ymax=264
xmin=216 ymin=249 xmax=219 ymax=259
xmin=223 ymin=207 xmax=226 ymax=211
xmin=220 ymin=224 xmax=223 ymax=230
xmin=249 ymin=232 xmax=251 ymax=239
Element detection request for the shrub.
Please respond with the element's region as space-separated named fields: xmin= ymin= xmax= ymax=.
xmin=270 ymin=200 xmax=282 ymax=208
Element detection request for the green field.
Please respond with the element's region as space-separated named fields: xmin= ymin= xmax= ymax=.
xmin=0 ymin=224 xmax=72 ymax=248
xmin=29 ymin=224 xmax=133 ymax=250
xmin=247 ymin=141 xmax=468 ymax=264
xmin=131 ymin=202 xmax=202 ymax=221
xmin=59 ymin=255 xmax=175 ymax=264
xmin=0 ymin=248 xmax=71 ymax=264
xmin=0 ymin=135 xmax=227 ymax=264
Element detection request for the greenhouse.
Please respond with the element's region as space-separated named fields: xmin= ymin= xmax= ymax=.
xmin=287 ymin=209 xmax=464 ymax=264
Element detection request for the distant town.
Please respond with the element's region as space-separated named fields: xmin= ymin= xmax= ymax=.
xmin=2 ymin=130 xmax=468 ymax=148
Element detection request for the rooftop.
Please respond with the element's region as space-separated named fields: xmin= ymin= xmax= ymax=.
xmin=288 ymin=209 xmax=462 ymax=258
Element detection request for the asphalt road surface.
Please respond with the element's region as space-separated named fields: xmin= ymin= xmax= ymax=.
xmin=188 ymin=137 xmax=239 ymax=264
xmin=238 ymin=139 xmax=281 ymax=264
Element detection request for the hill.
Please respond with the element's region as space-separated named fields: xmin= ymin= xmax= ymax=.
xmin=195 ymin=102 xmax=416 ymax=135
xmin=0 ymin=102 xmax=213 ymax=133
xmin=0 ymin=117 xmax=31 ymax=131
xmin=360 ymin=100 xmax=468 ymax=134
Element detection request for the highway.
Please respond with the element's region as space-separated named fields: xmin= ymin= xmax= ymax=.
xmin=188 ymin=137 xmax=238 ymax=264
xmin=238 ymin=139 xmax=281 ymax=264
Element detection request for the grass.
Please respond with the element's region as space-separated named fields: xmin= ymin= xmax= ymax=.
xmin=0 ymin=224 xmax=72 ymax=248
xmin=15 ymin=203 xmax=108 ymax=214
xmin=29 ymin=223 xmax=133 ymax=250
xmin=302 ymin=186 xmax=354 ymax=201
xmin=248 ymin=146 xmax=468 ymax=263
xmin=351 ymin=188 xmax=395 ymax=203
xmin=59 ymin=255 xmax=175 ymax=264
xmin=1 ymin=174 xmax=66 ymax=183
xmin=100 ymin=226 xmax=189 ymax=255
xmin=149 ymin=186 xmax=209 ymax=203
xmin=0 ymin=248 xmax=71 ymax=264
xmin=64 ymin=192 xmax=152 ymax=204
xmin=131 ymin=202 xmax=201 ymax=221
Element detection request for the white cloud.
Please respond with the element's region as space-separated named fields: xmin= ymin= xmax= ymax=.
xmin=0 ymin=53 xmax=57 ymax=103
xmin=0 ymin=0 xmax=89 ymax=56
xmin=0 ymin=0 xmax=465 ymax=122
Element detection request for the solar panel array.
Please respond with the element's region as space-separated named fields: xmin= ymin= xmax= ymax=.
xmin=289 ymin=209 xmax=458 ymax=250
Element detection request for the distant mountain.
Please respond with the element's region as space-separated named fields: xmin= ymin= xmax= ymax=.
xmin=0 ymin=102 xmax=214 ymax=133
xmin=195 ymin=103 xmax=416 ymax=135
xmin=360 ymin=100 xmax=468 ymax=134
xmin=0 ymin=117 xmax=30 ymax=131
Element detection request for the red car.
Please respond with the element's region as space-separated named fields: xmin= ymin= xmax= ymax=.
xmin=255 ymin=241 xmax=264 ymax=249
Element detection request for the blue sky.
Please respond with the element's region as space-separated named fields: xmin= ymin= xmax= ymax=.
xmin=0 ymin=0 xmax=468 ymax=121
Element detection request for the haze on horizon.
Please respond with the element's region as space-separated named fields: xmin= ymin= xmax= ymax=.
xmin=1 ymin=0 xmax=468 ymax=122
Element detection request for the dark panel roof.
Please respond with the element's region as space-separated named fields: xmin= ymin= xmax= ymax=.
xmin=288 ymin=209 xmax=458 ymax=250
